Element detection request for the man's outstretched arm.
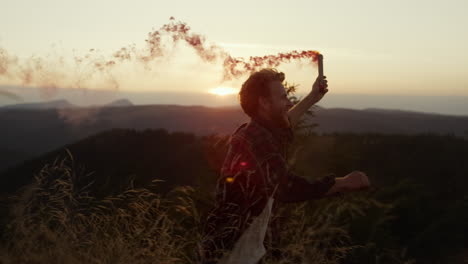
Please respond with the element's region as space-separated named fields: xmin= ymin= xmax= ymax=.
xmin=261 ymin=155 xmax=370 ymax=202
xmin=261 ymin=154 xmax=336 ymax=202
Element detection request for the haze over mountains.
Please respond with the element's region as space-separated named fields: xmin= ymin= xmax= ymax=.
xmin=1 ymin=99 xmax=468 ymax=173
xmin=1 ymin=85 xmax=468 ymax=116
xmin=1 ymin=98 xmax=134 ymax=110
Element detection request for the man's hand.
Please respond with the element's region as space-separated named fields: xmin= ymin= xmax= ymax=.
xmin=310 ymin=75 xmax=328 ymax=103
xmin=324 ymin=171 xmax=370 ymax=196
xmin=341 ymin=171 xmax=371 ymax=191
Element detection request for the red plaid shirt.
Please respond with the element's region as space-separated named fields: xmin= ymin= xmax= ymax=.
xmin=203 ymin=117 xmax=336 ymax=254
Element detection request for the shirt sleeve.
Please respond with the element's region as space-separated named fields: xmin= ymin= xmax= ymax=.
xmin=259 ymin=153 xmax=336 ymax=203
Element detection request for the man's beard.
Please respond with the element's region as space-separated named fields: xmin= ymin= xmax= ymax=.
xmin=270 ymin=107 xmax=290 ymax=129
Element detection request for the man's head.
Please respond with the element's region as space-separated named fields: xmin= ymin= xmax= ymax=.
xmin=239 ymin=68 xmax=293 ymax=128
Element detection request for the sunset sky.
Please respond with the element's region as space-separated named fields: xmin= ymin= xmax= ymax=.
xmin=1 ymin=0 xmax=467 ymax=114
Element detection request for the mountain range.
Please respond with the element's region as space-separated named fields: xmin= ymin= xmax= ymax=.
xmin=1 ymin=99 xmax=467 ymax=172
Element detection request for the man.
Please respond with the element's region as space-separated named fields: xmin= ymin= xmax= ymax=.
xmin=202 ymin=68 xmax=370 ymax=262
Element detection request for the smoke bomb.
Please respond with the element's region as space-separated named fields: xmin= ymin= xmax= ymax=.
xmin=318 ymin=54 xmax=323 ymax=78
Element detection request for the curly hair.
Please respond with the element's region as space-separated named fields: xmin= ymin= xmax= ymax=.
xmin=238 ymin=68 xmax=285 ymax=118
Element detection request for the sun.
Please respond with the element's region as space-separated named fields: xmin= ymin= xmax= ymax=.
xmin=208 ymin=86 xmax=238 ymax=96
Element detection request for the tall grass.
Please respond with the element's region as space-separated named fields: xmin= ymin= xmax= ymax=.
xmin=0 ymin=156 xmax=413 ymax=264
xmin=1 ymin=157 xmax=195 ymax=263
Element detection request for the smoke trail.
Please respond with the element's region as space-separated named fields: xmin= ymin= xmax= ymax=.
xmin=0 ymin=17 xmax=321 ymax=94
xmin=136 ymin=17 xmax=321 ymax=80
xmin=0 ymin=48 xmax=17 ymax=78
xmin=222 ymin=50 xmax=320 ymax=80
xmin=68 ymin=17 xmax=321 ymax=81
xmin=0 ymin=48 xmax=76 ymax=98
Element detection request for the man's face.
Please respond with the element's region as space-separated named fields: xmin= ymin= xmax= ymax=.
xmin=261 ymin=81 xmax=293 ymax=128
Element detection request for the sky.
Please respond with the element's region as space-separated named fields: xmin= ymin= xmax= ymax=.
xmin=1 ymin=0 xmax=467 ymax=115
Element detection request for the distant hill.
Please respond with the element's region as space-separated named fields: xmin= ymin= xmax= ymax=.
xmin=0 ymin=129 xmax=220 ymax=197
xmin=106 ymin=99 xmax=133 ymax=107
xmin=0 ymin=148 xmax=29 ymax=172
xmin=0 ymin=104 xmax=467 ymax=172
xmin=0 ymin=98 xmax=134 ymax=109
xmin=1 ymin=99 xmax=75 ymax=110
xmin=312 ymin=106 xmax=468 ymax=136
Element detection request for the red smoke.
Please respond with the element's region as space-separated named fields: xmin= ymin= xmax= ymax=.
xmin=0 ymin=17 xmax=321 ymax=96
xmin=138 ymin=17 xmax=320 ymax=80
xmin=222 ymin=50 xmax=320 ymax=80
xmin=108 ymin=17 xmax=225 ymax=69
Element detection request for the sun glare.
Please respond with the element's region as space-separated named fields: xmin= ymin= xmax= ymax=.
xmin=209 ymin=86 xmax=238 ymax=96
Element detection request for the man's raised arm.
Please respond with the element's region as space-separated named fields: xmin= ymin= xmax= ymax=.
xmin=287 ymin=76 xmax=328 ymax=128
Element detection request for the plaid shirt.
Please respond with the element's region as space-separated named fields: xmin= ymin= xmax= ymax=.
xmin=202 ymin=117 xmax=336 ymax=255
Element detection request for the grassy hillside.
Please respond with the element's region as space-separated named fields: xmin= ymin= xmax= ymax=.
xmin=1 ymin=129 xmax=467 ymax=263
xmin=0 ymin=129 xmax=224 ymax=197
